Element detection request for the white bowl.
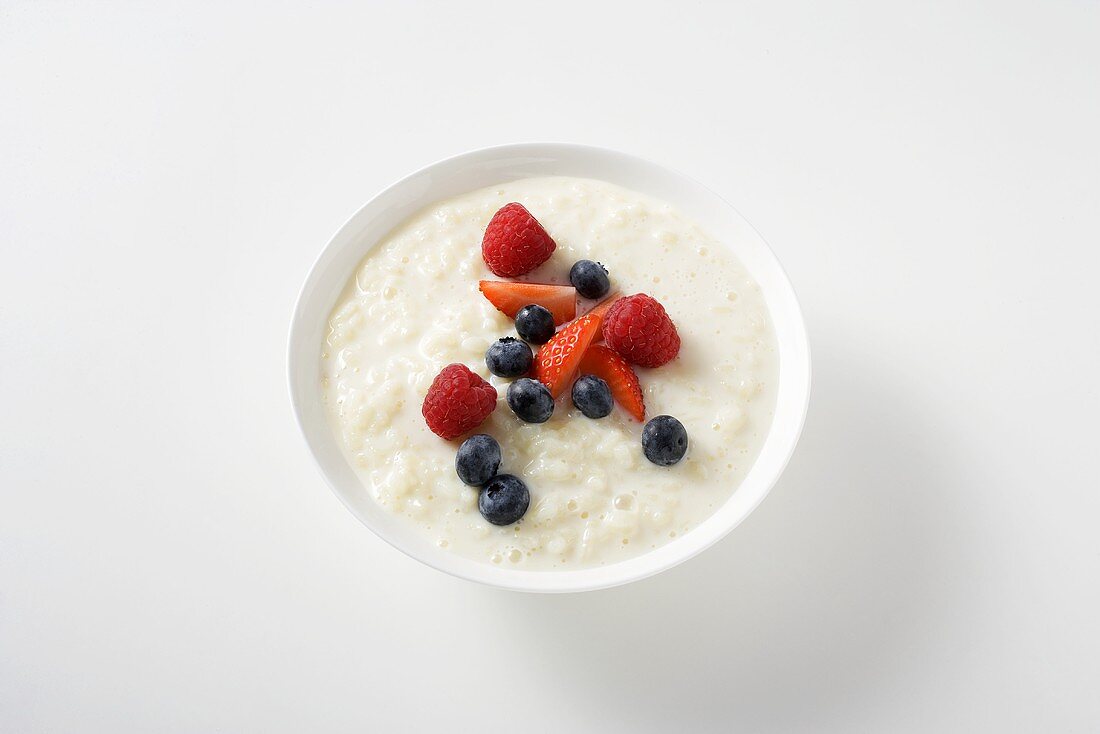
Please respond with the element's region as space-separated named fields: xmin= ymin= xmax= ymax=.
xmin=288 ymin=143 xmax=810 ymax=593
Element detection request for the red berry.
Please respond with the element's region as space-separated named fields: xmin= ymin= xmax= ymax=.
xmin=482 ymin=203 xmax=556 ymax=277
xmin=579 ymin=344 xmax=645 ymax=421
xmin=603 ymin=294 xmax=680 ymax=368
xmin=478 ymin=280 xmax=576 ymax=325
xmin=421 ymin=364 xmax=498 ymax=440
xmin=532 ymin=300 xmax=616 ymax=399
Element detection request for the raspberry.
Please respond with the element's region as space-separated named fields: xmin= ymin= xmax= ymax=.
xmin=421 ymin=364 xmax=498 ymax=439
xmin=481 ymin=203 xmax=556 ymax=277
xmin=603 ymin=294 xmax=680 ymax=368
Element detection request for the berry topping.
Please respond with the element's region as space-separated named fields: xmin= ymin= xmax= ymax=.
xmin=478 ymin=280 xmax=576 ymax=325
xmin=641 ymin=415 xmax=689 ymax=466
xmin=478 ymin=474 xmax=530 ymax=526
xmin=485 ymin=337 xmax=533 ymax=378
xmin=580 ymin=292 xmax=619 ymax=322
xmin=421 ymin=364 xmax=498 ymax=440
xmin=514 ymin=304 xmax=556 ymax=344
xmin=571 ymin=375 xmax=613 ymax=419
xmin=532 ymin=302 xmax=612 ymax=399
xmin=455 ymin=434 xmax=502 ymax=486
xmin=578 ymin=344 xmax=645 ymax=421
xmin=481 ymin=203 xmax=556 ymax=277
xmin=506 ymin=377 xmax=555 ymax=423
xmin=603 ymin=293 xmax=681 ymax=368
xmin=568 ymin=260 xmax=611 ymax=300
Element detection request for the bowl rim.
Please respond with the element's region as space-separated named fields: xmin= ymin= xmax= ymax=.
xmin=288 ymin=142 xmax=811 ymax=593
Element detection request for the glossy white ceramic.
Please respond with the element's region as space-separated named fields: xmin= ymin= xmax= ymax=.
xmin=288 ymin=143 xmax=811 ymax=592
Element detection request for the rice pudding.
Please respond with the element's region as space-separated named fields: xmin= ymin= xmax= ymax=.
xmin=322 ymin=176 xmax=777 ymax=569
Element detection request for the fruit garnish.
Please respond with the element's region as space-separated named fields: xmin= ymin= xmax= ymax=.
xmin=506 ymin=378 xmax=555 ymax=424
xmin=568 ymin=260 xmax=611 ymax=299
xmin=578 ymin=344 xmax=645 ymax=421
xmin=485 ymin=337 xmax=533 ymax=378
xmin=580 ymin=291 xmax=619 ymax=317
xmin=570 ymin=375 xmax=613 ymax=419
xmin=455 ymin=434 xmax=502 ymax=487
xmin=642 ymin=415 xmax=689 ymax=466
xmin=602 ymin=293 xmax=680 ymax=368
xmin=478 ymin=280 xmax=576 ymax=325
xmin=514 ymin=304 xmax=556 ymax=344
xmin=533 ymin=309 xmax=606 ymax=399
xmin=421 ymin=364 xmax=498 ymax=440
xmin=478 ymin=474 xmax=530 ymax=525
xmin=481 ymin=203 xmax=556 ymax=277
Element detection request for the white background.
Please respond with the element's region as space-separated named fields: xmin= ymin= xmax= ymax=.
xmin=3 ymin=1 xmax=1098 ymax=731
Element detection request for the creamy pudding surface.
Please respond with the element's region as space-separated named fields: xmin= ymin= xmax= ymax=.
xmin=322 ymin=177 xmax=777 ymax=569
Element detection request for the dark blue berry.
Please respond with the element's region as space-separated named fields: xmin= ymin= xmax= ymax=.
xmin=514 ymin=304 xmax=556 ymax=344
xmin=507 ymin=378 xmax=554 ymax=423
xmin=571 ymin=375 xmax=613 ymax=419
xmin=485 ymin=337 xmax=533 ymax=378
xmin=455 ymin=434 xmax=502 ymax=486
xmin=569 ymin=260 xmax=611 ymax=300
xmin=642 ymin=415 xmax=689 ymax=466
xmin=478 ymin=474 xmax=530 ymax=525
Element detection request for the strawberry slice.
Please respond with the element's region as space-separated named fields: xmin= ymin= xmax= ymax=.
xmin=579 ymin=345 xmax=645 ymax=421
xmin=478 ymin=280 xmax=576 ymax=325
xmin=534 ymin=310 xmax=605 ymax=398
xmin=584 ymin=291 xmax=618 ymax=316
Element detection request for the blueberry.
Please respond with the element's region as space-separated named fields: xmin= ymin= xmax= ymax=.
xmin=571 ymin=375 xmax=613 ymax=419
xmin=507 ymin=378 xmax=554 ymax=423
xmin=569 ymin=260 xmax=611 ymax=300
xmin=642 ymin=415 xmax=689 ymax=466
xmin=478 ymin=473 xmax=530 ymax=525
xmin=485 ymin=337 xmax=533 ymax=378
xmin=455 ymin=434 xmax=502 ymax=486
xmin=514 ymin=304 xmax=556 ymax=344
